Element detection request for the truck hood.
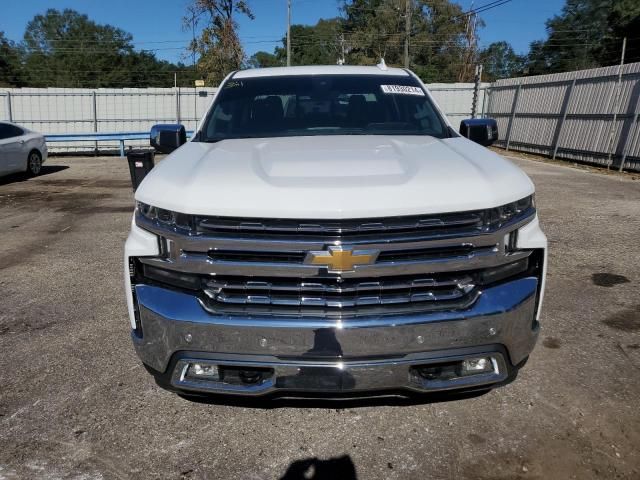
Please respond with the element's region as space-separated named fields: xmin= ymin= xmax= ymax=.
xmin=135 ymin=135 xmax=534 ymax=219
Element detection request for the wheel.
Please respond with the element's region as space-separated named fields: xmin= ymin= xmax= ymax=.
xmin=26 ymin=150 xmax=42 ymax=176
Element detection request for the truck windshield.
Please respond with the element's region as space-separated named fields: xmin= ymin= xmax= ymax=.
xmin=198 ymin=74 xmax=449 ymax=142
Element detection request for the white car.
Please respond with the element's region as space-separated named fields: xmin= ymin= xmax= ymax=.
xmin=126 ymin=65 xmax=547 ymax=398
xmin=0 ymin=122 xmax=48 ymax=177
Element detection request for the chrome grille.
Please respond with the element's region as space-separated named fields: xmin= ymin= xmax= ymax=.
xmin=136 ymin=206 xmax=535 ymax=316
xmin=204 ymin=274 xmax=474 ymax=306
xmin=199 ymin=274 xmax=479 ymax=317
xmin=196 ymin=211 xmax=486 ymax=236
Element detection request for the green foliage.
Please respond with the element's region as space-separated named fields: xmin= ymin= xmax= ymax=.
xmin=187 ymin=0 xmax=254 ymax=85
xmin=5 ymin=0 xmax=637 ymax=89
xmin=254 ymin=1 xmax=472 ymax=82
xmin=342 ymin=0 xmax=407 ymax=65
xmin=342 ymin=0 xmax=469 ymax=81
xmin=276 ymin=19 xmax=344 ymax=66
xmin=1 ymin=9 xmax=197 ymax=88
xmin=247 ymin=51 xmax=283 ymax=68
xmin=479 ymin=41 xmax=525 ymax=81
xmin=409 ymin=0 xmax=474 ymax=82
xmin=525 ymin=0 xmax=640 ymax=75
xmin=0 ymin=32 xmax=25 ymax=87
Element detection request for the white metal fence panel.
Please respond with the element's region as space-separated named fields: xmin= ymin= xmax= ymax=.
xmin=486 ymin=62 xmax=640 ymax=171
xmin=1 ymin=83 xmax=481 ymax=153
xmin=0 ymin=87 xmax=218 ymax=152
xmin=428 ymin=83 xmax=490 ymax=128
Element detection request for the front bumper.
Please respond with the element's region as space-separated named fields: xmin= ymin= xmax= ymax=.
xmin=132 ymin=276 xmax=539 ymax=396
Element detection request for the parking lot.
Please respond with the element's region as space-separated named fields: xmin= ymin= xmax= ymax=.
xmin=0 ymin=153 xmax=639 ymax=480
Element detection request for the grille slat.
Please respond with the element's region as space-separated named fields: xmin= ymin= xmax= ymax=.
xmin=205 ymin=275 xmax=472 ymax=294
xmin=203 ymin=275 xmax=475 ymax=311
xmin=204 ymin=245 xmax=488 ymax=265
xmin=197 ymin=212 xmax=485 ymax=236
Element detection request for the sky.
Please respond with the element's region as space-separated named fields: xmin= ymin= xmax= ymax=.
xmin=0 ymin=0 xmax=565 ymax=64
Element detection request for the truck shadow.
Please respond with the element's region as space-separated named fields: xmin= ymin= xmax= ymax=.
xmin=279 ymin=455 xmax=357 ymax=480
xmin=177 ymin=388 xmax=490 ymax=409
xmin=0 ymin=165 xmax=69 ymax=186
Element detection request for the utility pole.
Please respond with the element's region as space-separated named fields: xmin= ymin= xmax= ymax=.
xmin=175 ymin=72 xmax=180 ymax=124
xmin=191 ymin=11 xmax=197 ymax=125
xmin=338 ymin=33 xmax=346 ymax=65
xmin=287 ymin=0 xmax=292 ymax=67
xmin=191 ymin=11 xmax=197 ymax=72
xmin=459 ymin=2 xmax=477 ymax=82
xmin=404 ymin=0 xmax=411 ymax=68
xmin=471 ymin=64 xmax=483 ymax=118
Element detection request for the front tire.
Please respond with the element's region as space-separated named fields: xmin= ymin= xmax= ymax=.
xmin=26 ymin=150 xmax=42 ymax=176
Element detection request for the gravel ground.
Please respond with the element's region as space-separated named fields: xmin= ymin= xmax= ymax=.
xmin=0 ymin=152 xmax=639 ymax=480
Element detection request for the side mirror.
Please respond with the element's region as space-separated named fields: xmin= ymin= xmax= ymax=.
xmin=150 ymin=124 xmax=187 ymax=154
xmin=459 ymin=118 xmax=498 ymax=147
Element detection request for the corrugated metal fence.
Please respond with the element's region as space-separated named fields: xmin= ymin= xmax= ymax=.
xmin=486 ymin=62 xmax=640 ymax=171
xmin=0 ymin=87 xmax=217 ymax=152
xmin=4 ymin=67 xmax=640 ymax=171
xmin=0 ymin=83 xmax=488 ymax=153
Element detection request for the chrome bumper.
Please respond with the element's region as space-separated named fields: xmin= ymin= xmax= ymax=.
xmin=132 ymin=276 xmax=539 ymax=395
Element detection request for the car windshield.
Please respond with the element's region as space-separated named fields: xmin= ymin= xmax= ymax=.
xmin=198 ymin=74 xmax=449 ymax=142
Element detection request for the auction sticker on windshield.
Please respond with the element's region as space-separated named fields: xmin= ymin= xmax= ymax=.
xmin=380 ymin=85 xmax=425 ymax=96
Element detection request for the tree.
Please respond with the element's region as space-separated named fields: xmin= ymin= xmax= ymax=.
xmin=19 ymin=9 xmax=192 ymax=87
xmin=186 ymin=0 xmax=254 ymax=85
xmin=243 ymin=1 xmax=491 ymax=83
xmin=0 ymin=32 xmax=24 ymax=87
xmin=275 ymin=19 xmax=344 ymax=66
xmin=525 ymin=0 xmax=640 ymax=75
xmin=247 ymin=51 xmax=283 ymax=68
xmin=409 ymin=0 xmax=473 ymax=82
xmin=23 ymin=9 xmax=134 ymax=87
xmin=598 ymin=0 xmax=640 ymax=64
xmin=479 ymin=41 xmax=525 ymax=81
xmin=341 ymin=0 xmax=470 ymax=82
xmin=342 ymin=0 xmax=407 ymax=65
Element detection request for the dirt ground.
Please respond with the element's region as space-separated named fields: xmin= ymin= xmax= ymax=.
xmin=0 ymin=151 xmax=639 ymax=480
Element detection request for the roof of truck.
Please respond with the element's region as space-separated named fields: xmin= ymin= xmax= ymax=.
xmin=233 ymin=65 xmax=410 ymax=79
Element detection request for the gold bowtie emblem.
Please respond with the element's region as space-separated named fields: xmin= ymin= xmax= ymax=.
xmin=306 ymin=246 xmax=378 ymax=273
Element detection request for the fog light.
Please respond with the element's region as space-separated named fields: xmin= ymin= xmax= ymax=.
xmin=186 ymin=363 xmax=219 ymax=380
xmin=460 ymin=357 xmax=495 ymax=376
xmin=416 ymin=364 xmax=458 ymax=381
xmin=415 ymin=356 xmax=497 ymax=382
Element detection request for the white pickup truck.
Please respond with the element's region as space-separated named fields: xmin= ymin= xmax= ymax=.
xmin=125 ymin=65 xmax=547 ymax=398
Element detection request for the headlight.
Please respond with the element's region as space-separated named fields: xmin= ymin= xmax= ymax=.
xmin=486 ymin=195 xmax=535 ymax=229
xmin=136 ymin=202 xmax=193 ymax=231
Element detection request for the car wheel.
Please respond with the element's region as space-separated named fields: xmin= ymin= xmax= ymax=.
xmin=26 ymin=150 xmax=42 ymax=176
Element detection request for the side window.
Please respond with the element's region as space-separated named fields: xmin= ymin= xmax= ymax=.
xmin=0 ymin=124 xmax=23 ymax=139
xmin=0 ymin=123 xmax=10 ymax=140
xmin=8 ymin=125 xmax=24 ymax=137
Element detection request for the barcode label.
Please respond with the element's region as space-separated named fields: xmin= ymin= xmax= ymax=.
xmin=380 ymin=85 xmax=425 ymax=96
